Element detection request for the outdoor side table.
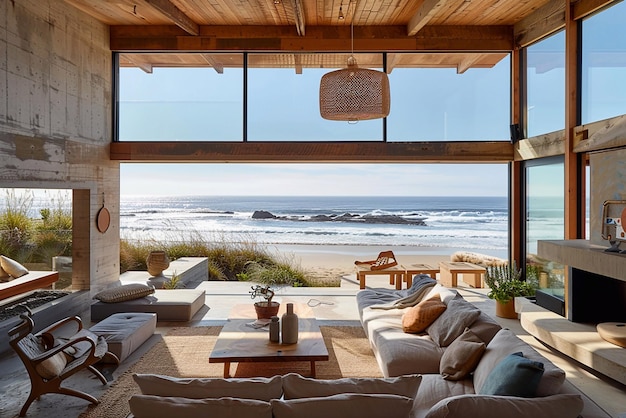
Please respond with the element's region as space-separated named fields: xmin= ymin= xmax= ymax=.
xmin=439 ymin=261 xmax=486 ymax=288
xmin=403 ymin=263 xmax=439 ymax=288
xmin=355 ymin=264 xmax=406 ymax=290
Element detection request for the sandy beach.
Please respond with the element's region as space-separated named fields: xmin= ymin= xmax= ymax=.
xmin=266 ymin=244 xmax=495 ymax=286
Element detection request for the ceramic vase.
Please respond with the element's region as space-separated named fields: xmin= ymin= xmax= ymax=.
xmin=281 ymin=303 xmax=299 ymax=344
xmin=146 ymin=251 xmax=170 ymax=277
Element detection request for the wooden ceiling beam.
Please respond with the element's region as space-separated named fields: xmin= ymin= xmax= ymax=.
xmin=292 ymin=0 xmax=306 ymax=36
xmin=456 ymin=54 xmax=482 ymax=74
xmin=514 ymin=0 xmax=565 ymax=48
xmin=110 ymin=25 xmax=513 ymax=52
xmin=200 ymin=54 xmax=224 ymax=73
xmin=407 ymin=0 xmax=447 ymax=36
xmin=143 ymin=0 xmax=199 ymax=35
xmin=110 ymin=141 xmax=514 ymax=163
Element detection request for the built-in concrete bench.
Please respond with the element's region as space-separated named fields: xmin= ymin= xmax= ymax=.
xmin=519 ymin=298 xmax=626 ymax=386
xmin=119 ymin=257 xmax=208 ymax=289
xmin=0 ymin=272 xmax=59 ymax=301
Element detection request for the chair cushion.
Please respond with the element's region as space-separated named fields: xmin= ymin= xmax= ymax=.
xmin=0 ymin=255 xmax=29 ymax=278
xmin=93 ymin=283 xmax=155 ymax=303
xmin=439 ymin=327 xmax=486 ymax=381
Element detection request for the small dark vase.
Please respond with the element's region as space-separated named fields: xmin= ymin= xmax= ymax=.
xmin=254 ymin=301 xmax=280 ymax=319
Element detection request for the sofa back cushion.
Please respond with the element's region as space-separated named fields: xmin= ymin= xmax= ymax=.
xmin=133 ymin=374 xmax=283 ymax=401
xmin=129 ymin=395 xmax=272 ymax=418
xmin=473 ymin=329 xmax=566 ymax=397
xmin=424 ymin=393 xmax=583 ymax=418
xmin=282 ymin=373 xmax=421 ymax=399
xmin=272 ymin=393 xmax=414 ymax=418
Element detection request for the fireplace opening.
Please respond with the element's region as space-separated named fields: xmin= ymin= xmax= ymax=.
xmin=569 ymin=267 xmax=626 ymax=324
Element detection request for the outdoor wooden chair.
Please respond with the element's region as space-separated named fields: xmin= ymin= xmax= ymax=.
xmin=8 ymin=309 xmax=114 ymax=416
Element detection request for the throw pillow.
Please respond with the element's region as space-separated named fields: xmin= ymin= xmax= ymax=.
xmin=426 ymin=295 xmax=481 ymax=347
xmin=424 ymin=393 xmax=584 ymax=418
xmin=478 ymin=352 xmax=544 ymax=397
xmin=439 ymin=327 xmax=486 ymax=380
xmin=0 ymin=255 xmax=29 ymax=278
xmin=282 ymin=373 xmax=421 ymax=400
xmin=133 ymin=374 xmax=283 ymax=401
xmin=402 ymin=295 xmax=447 ymax=334
xmin=93 ymin=283 xmax=155 ymax=303
xmin=271 ymin=393 xmax=414 ymax=418
xmin=129 ymin=395 xmax=272 ymax=418
xmin=473 ymin=329 xmax=566 ymax=397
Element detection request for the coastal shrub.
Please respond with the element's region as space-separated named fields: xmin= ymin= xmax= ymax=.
xmin=0 ymin=190 xmax=35 ymax=261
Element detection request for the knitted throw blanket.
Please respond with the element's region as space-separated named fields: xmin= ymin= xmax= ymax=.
xmin=369 ymin=275 xmax=436 ymax=310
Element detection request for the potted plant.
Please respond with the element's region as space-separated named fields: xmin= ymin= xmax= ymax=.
xmin=484 ymin=262 xmax=535 ymax=319
xmin=249 ymin=284 xmax=280 ymax=319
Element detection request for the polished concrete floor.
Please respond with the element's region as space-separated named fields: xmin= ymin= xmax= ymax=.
xmin=1 ymin=275 xmax=625 ymax=417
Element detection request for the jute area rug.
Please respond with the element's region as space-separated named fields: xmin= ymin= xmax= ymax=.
xmin=79 ymin=325 xmax=381 ymax=418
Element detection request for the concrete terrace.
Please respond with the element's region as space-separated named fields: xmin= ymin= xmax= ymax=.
xmin=1 ymin=273 xmax=626 ymax=418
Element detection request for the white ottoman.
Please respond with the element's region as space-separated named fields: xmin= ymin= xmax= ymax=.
xmin=90 ymin=312 xmax=157 ymax=363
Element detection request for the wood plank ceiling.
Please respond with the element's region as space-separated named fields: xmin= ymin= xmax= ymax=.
xmin=62 ymin=0 xmax=563 ymax=73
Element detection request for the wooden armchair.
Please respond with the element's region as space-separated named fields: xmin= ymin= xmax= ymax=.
xmin=8 ymin=309 xmax=115 ymax=416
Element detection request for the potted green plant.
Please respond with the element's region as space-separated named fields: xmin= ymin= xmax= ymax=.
xmin=249 ymin=284 xmax=280 ymax=319
xmin=484 ymin=262 xmax=535 ymax=319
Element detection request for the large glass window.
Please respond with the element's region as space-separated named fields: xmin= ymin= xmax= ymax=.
xmin=525 ymin=157 xmax=565 ymax=312
xmin=387 ymin=54 xmax=510 ymax=141
xmin=247 ymin=53 xmax=382 ymax=141
xmin=117 ymin=53 xmax=244 ymax=141
xmin=525 ymin=32 xmax=565 ymax=138
xmin=582 ymin=1 xmax=626 ymax=124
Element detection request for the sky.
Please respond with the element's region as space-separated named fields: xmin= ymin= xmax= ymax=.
xmin=120 ymin=163 xmax=509 ymax=197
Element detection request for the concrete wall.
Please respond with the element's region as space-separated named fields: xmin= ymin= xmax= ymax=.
xmin=0 ymin=0 xmax=120 ymax=293
xmin=590 ymin=148 xmax=626 ymax=246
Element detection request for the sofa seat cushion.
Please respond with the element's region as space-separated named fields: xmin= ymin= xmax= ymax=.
xmin=424 ymin=393 xmax=583 ymax=418
xmin=365 ymin=312 xmax=445 ymax=376
xmin=411 ymin=374 xmax=475 ymax=418
xmin=473 ymin=329 xmax=566 ymax=397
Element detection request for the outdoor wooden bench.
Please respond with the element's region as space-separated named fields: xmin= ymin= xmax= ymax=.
xmin=0 ymin=272 xmax=59 ymax=301
xmin=402 ymin=263 xmax=439 ymax=288
xmin=439 ymin=261 xmax=486 ymax=288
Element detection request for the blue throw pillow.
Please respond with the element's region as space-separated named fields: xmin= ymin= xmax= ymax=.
xmin=479 ymin=352 xmax=544 ymax=397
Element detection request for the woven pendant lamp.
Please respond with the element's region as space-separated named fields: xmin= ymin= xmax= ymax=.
xmin=319 ymin=5 xmax=390 ymax=121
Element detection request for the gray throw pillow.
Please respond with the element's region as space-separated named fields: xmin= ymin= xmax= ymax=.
xmin=426 ymin=295 xmax=481 ymax=347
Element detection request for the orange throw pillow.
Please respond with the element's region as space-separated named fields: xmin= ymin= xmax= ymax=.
xmin=402 ymin=295 xmax=447 ymax=334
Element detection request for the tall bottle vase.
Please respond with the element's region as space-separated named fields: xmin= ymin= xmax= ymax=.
xmin=281 ymin=303 xmax=299 ymax=344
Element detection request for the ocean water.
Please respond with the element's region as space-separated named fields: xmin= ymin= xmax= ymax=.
xmin=120 ymin=195 xmax=510 ymax=256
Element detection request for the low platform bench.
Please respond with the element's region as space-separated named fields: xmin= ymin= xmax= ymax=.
xmin=91 ymin=289 xmax=206 ymax=322
xmin=0 ymin=271 xmax=59 ymax=301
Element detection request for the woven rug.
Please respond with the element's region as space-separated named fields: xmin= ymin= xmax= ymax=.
xmin=79 ymin=325 xmax=381 ymax=417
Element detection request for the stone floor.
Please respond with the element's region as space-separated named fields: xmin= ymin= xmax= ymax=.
xmin=0 ymin=275 xmax=625 ymax=417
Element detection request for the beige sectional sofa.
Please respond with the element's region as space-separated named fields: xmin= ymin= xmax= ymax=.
xmin=356 ymin=276 xmax=611 ymax=417
xmin=121 ymin=276 xmax=610 ymax=418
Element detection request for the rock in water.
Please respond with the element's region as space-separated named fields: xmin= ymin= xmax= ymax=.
xmin=252 ymin=210 xmax=276 ymax=219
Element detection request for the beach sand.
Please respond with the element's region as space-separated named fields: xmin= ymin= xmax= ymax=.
xmin=266 ymin=244 xmax=490 ymax=286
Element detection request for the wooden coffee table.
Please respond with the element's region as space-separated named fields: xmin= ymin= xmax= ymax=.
xmin=209 ymin=303 xmax=329 ymax=378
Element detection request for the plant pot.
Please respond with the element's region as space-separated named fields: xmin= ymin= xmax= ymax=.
xmin=254 ymin=301 xmax=280 ymax=319
xmin=495 ymin=299 xmax=517 ymax=319
xmin=146 ymin=251 xmax=170 ymax=277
